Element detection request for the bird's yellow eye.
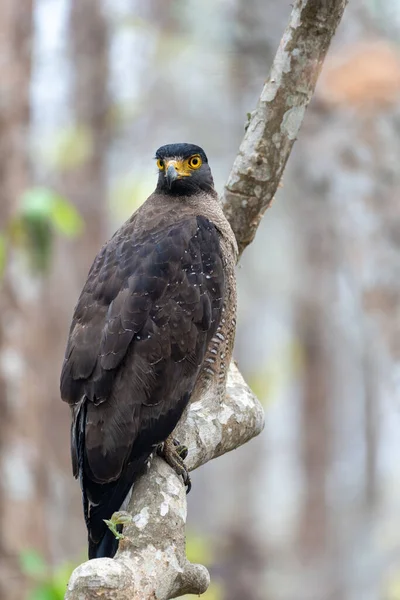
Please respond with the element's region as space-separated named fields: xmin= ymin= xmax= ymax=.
xmin=188 ymin=155 xmax=202 ymax=169
xmin=156 ymin=158 xmax=164 ymax=170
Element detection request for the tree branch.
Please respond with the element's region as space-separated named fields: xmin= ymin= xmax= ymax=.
xmin=65 ymin=0 xmax=348 ymax=598
xmin=65 ymin=364 xmax=263 ymax=600
xmin=223 ymin=0 xmax=348 ymax=257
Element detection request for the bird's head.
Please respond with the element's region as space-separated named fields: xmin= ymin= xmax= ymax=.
xmin=154 ymin=143 xmax=215 ymax=196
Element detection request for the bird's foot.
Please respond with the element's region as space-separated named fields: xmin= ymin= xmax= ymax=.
xmin=103 ymin=511 xmax=133 ymax=540
xmin=158 ymin=437 xmax=191 ymax=494
xmin=172 ymin=437 xmax=188 ymax=460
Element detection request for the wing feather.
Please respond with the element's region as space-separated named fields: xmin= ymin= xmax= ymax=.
xmin=60 ymin=213 xmax=225 ymax=552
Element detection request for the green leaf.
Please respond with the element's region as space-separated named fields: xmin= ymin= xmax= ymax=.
xmin=50 ymin=197 xmax=84 ymax=237
xmin=19 ymin=550 xmax=47 ymax=578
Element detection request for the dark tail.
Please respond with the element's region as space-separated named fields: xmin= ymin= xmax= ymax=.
xmin=85 ymin=455 xmax=150 ymax=560
xmin=88 ymin=526 xmax=121 ymax=559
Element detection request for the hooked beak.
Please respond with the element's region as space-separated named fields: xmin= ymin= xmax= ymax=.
xmin=165 ymin=163 xmax=179 ymax=189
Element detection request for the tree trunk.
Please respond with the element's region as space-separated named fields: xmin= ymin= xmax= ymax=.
xmin=40 ymin=0 xmax=111 ymax=562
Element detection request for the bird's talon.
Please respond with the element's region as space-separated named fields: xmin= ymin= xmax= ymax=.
xmin=175 ymin=444 xmax=188 ymax=460
xmin=156 ymin=442 xmax=165 ymax=456
xmin=171 ymin=438 xmax=188 ymax=460
xmin=184 ymin=472 xmax=192 ymax=494
xmin=160 ymin=436 xmax=191 ymax=493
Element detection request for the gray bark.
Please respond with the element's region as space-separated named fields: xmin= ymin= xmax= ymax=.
xmin=66 ymin=364 xmax=263 ymax=600
xmin=223 ymin=0 xmax=348 ymax=257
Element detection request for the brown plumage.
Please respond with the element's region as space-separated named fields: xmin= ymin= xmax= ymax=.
xmin=60 ymin=143 xmax=237 ymax=558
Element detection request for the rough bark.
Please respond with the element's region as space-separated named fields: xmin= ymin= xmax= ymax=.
xmin=66 ymin=364 xmax=263 ymax=600
xmin=66 ymin=0 xmax=348 ymax=598
xmin=222 ymin=0 xmax=348 ymax=257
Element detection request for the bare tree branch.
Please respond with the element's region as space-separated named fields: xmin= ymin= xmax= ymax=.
xmin=223 ymin=0 xmax=348 ymax=257
xmin=65 ymin=0 xmax=348 ymax=598
xmin=66 ymin=364 xmax=263 ymax=600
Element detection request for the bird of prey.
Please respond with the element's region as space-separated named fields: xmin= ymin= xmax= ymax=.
xmin=60 ymin=143 xmax=238 ymax=559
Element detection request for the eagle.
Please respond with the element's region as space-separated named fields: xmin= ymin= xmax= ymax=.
xmin=60 ymin=143 xmax=238 ymax=559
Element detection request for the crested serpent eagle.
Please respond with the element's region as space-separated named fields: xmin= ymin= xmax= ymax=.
xmin=60 ymin=143 xmax=238 ymax=559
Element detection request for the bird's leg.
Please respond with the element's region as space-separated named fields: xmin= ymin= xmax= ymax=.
xmin=172 ymin=437 xmax=188 ymax=460
xmin=157 ymin=436 xmax=191 ymax=493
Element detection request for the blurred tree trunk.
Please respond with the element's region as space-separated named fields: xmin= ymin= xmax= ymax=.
xmin=66 ymin=0 xmax=109 ymax=278
xmin=0 ymin=1 xmax=34 ymax=598
xmin=289 ymin=160 xmax=341 ymax=598
xmin=41 ymin=0 xmax=110 ymax=561
xmin=286 ymin=15 xmax=396 ymax=592
xmin=0 ymin=4 xmax=110 ymax=598
xmin=288 ymin=100 xmax=360 ymax=599
xmin=297 ymin=308 xmax=331 ymax=559
xmin=295 ymin=303 xmax=338 ymax=599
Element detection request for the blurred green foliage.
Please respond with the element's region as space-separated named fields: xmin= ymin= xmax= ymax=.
xmin=181 ymin=580 xmax=223 ymax=600
xmin=248 ymin=338 xmax=304 ymax=406
xmin=385 ymin=570 xmax=400 ymax=600
xmin=182 ymin=530 xmax=223 ymax=600
xmin=20 ymin=550 xmax=79 ymax=600
xmin=43 ymin=125 xmax=93 ymax=171
xmin=1 ymin=187 xmax=83 ymax=275
xmin=0 ymin=233 xmax=6 ymax=278
xmin=19 ymin=531 xmax=223 ymax=600
xmin=20 ymin=530 xmax=223 ymax=600
xmin=186 ymin=529 xmax=214 ymax=565
xmin=110 ymin=173 xmax=154 ymax=220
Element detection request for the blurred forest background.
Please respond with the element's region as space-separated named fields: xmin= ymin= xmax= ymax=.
xmin=1 ymin=0 xmax=400 ymax=599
